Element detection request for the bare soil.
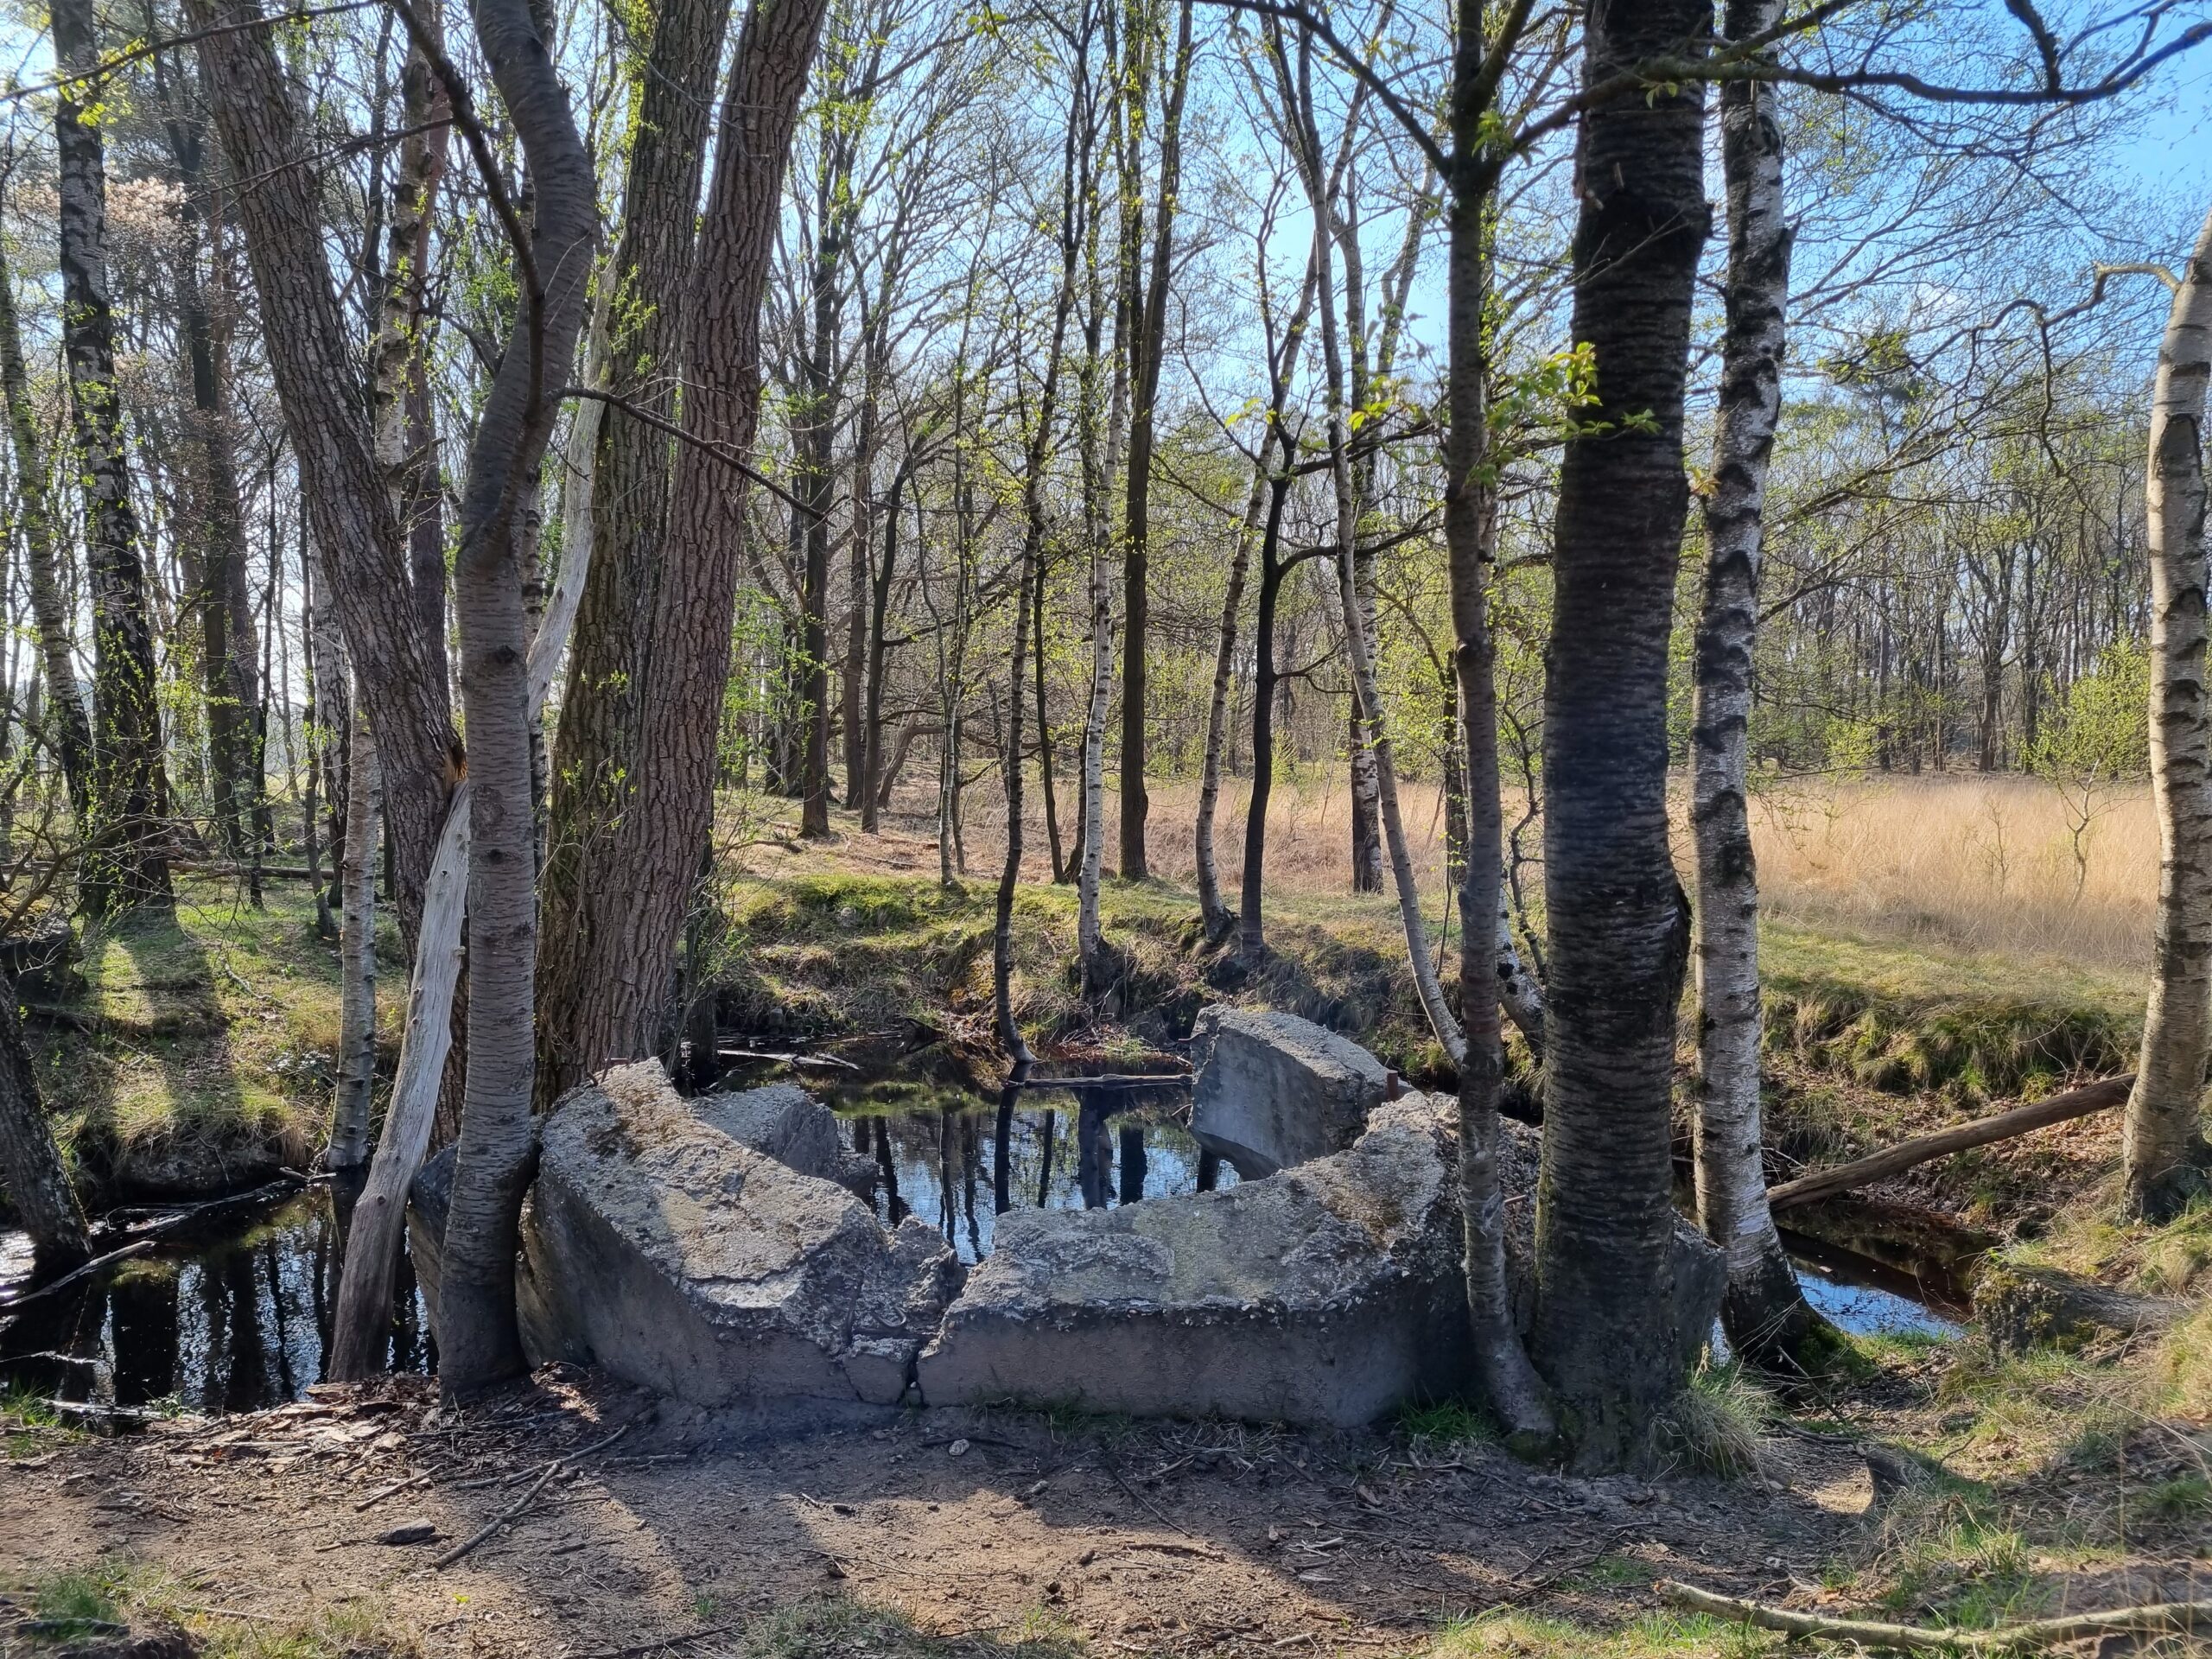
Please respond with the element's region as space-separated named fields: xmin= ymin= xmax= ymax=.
xmin=1 ymin=1370 xmax=1875 ymax=1656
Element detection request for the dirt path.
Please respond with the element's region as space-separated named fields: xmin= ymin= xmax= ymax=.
xmin=0 ymin=1371 xmax=1872 ymax=1656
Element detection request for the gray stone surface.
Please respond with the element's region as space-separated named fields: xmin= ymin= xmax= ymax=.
xmin=917 ymin=1098 xmax=1469 ymax=1427
xmin=692 ymin=1080 xmax=876 ymax=1198
xmin=519 ymin=1061 xmax=959 ymax=1407
xmin=1188 ymin=1006 xmax=1391 ymax=1179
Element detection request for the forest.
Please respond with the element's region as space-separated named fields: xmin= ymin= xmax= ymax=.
xmin=0 ymin=0 xmax=2210 ymax=1653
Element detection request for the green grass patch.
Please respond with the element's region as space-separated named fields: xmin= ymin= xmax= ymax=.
xmin=1398 ymin=1399 xmax=1500 ymax=1452
xmin=11 ymin=1560 xmax=421 ymax=1656
xmin=35 ymin=876 xmax=368 ymax=1195
xmin=1421 ymin=1608 xmax=1783 ymax=1657
xmin=1761 ymin=923 xmax=2137 ymax=1101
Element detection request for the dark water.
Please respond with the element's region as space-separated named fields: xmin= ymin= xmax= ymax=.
xmin=0 ymin=1187 xmax=434 ymax=1417
xmin=1788 ymin=1232 xmax=1967 ymax=1340
xmin=0 ymin=1061 xmax=1954 ymax=1419
xmin=823 ymin=1071 xmax=1233 ymax=1263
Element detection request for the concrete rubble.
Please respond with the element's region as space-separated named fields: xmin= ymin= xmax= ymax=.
xmin=1186 ymin=1006 xmax=1391 ymax=1179
xmin=407 ymin=1015 xmax=1726 ymax=1427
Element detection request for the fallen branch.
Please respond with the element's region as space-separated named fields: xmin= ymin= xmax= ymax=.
xmin=1662 ymin=1579 xmax=2212 ymax=1649
xmin=1766 ymin=1075 xmax=2132 ymax=1212
xmin=431 ymin=1421 xmax=631 ymax=1570
xmin=0 ymin=1239 xmax=149 ymax=1310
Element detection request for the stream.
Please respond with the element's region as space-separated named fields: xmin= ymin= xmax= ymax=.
xmin=2 ymin=1062 xmax=1960 ymax=1415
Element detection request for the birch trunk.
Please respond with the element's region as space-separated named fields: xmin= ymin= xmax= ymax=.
xmin=432 ymin=0 xmax=598 ymax=1396
xmin=1530 ymin=0 xmax=1710 ymax=1471
xmin=0 ymin=235 xmax=90 ymax=810
xmin=1691 ymin=0 xmax=1829 ymax=1366
xmin=327 ymin=702 xmax=380 ymax=1171
xmin=1194 ymin=452 xmax=1268 ymax=941
xmin=54 ymin=0 xmax=173 ymax=917
xmin=1077 ymin=99 xmax=1115 ymax=971
xmin=2125 ymin=203 xmax=2212 ymax=1222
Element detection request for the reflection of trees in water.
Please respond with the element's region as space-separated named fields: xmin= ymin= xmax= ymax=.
xmin=110 ymin=1263 xmax=178 ymax=1406
xmin=860 ymin=1093 xmax=1218 ymax=1261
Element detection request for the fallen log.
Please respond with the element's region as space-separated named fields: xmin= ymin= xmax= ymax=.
xmin=1662 ymin=1579 xmax=2212 ymax=1650
xmin=1766 ymin=1074 xmax=2133 ymax=1213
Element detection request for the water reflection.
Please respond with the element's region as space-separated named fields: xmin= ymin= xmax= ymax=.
xmin=0 ymin=1188 xmax=434 ymax=1415
xmin=835 ymin=1077 xmax=1231 ymax=1263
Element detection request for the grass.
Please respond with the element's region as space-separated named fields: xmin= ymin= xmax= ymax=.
xmin=3 ymin=1387 xmax=83 ymax=1458
xmin=10 ymin=1560 xmax=421 ymax=1656
xmin=29 ymin=874 xmax=378 ymax=1197
xmin=1416 ymin=1609 xmax=1783 ymax=1658
xmin=1649 ymin=1363 xmax=1775 ymax=1479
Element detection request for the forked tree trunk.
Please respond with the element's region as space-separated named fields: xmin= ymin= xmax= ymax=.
xmin=537 ymin=0 xmax=734 ymax=1103
xmin=2125 ymin=202 xmax=2212 ymax=1222
xmin=1529 ymin=0 xmax=1711 ymax=1472
xmin=1076 ymin=124 xmax=1115 ymax=972
xmin=535 ymin=0 xmax=824 ymax=1103
xmin=189 ymin=0 xmax=460 ymax=944
xmin=432 ymin=0 xmax=598 ymax=1397
xmin=327 ymin=702 xmax=380 ymax=1171
xmin=0 ymin=234 xmax=90 ymax=810
xmin=54 ymin=0 xmax=173 ymax=918
xmin=1194 ymin=448 xmax=1268 ymax=941
xmin=0 ymin=965 xmax=87 ymax=1268
xmin=1691 ymin=0 xmax=1831 ymax=1369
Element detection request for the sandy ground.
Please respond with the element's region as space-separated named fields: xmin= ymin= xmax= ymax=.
xmin=0 ymin=1370 xmax=1877 ymax=1656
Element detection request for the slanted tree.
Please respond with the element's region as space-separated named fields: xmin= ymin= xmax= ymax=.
xmin=1529 ymin=0 xmax=1711 ymax=1471
xmin=0 ymin=966 xmax=88 ymax=1268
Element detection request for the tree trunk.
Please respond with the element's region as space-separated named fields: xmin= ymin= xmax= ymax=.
xmin=2125 ymin=202 xmax=2212 ymax=1221
xmin=0 ymin=234 xmax=90 ymax=811
xmin=533 ymin=0 xmax=753 ymax=1104
xmin=431 ymin=0 xmax=598 ymax=1398
xmin=1076 ymin=95 xmax=1116 ymax=970
xmin=0 ymin=964 xmax=88 ymax=1268
xmin=1115 ymin=0 xmax=1194 ymax=882
xmin=188 ymin=0 xmax=459 ymax=944
xmin=54 ymin=0 xmax=174 ymax=918
xmin=1529 ymin=0 xmax=1710 ymax=1471
xmin=1237 ymin=481 xmax=1293 ymax=960
xmin=327 ymin=702 xmax=379 ymax=1171
xmin=1691 ymin=0 xmax=1830 ymax=1370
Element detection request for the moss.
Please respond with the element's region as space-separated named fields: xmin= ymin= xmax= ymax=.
xmin=1761 ymin=923 xmax=2137 ymax=1102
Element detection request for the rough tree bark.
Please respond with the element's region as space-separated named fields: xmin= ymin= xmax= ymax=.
xmin=538 ymin=0 xmax=830 ymax=1099
xmin=1076 ymin=90 xmax=1116 ymax=973
xmin=1690 ymin=0 xmax=1832 ymax=1369
xmin=0 ymin=966 xmax=88 ymax=1268
xmin=188 ymin=0 xmax=460 ymax=944
xmin=0 ymin=232 xmax=90 ymax=810
xmin=432 ymin=0 xmax=599 ymax=1396
xmin=1529 ymin=0 xmax=1711 ymax=1471
xmin=2126 ymin=202 xmax=2212 ymax=1221
xmin=54 ymin=0 xmax=174 ymax=918
xmin=1115 ymin=0 xmax=1192 ymax=881
xmin=534 ymin=0 xmax=734 ymax=1102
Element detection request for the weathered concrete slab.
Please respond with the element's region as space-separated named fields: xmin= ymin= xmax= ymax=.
xmin=1188 ymin=1007 xmax=1391 ymax=1179
xmin=518 ymin=1062 xmax=959 ymax=1407
xmin=691 ymin=1080 xmax=876 ymax=1198
xmin=917 ymin=1098 xmax=1468 ymax=1427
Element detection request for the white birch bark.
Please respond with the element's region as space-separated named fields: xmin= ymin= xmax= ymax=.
xmin=2126 ymin=202 xmax=2212 ymax=1221
xmin=1690 ymin=0 xmax=1827 ymax=1363
xmin=327 ymin=700 xmax=381 ymax=1170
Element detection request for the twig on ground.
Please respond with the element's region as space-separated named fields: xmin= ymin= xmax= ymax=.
xmin=433 ymin=1421 xmax=632 ymax=1570
xmin=1661 ymin=1580 xmax=2212 ymax=1650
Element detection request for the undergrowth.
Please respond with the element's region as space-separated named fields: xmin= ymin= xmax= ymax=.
xmin=10 ymin=1560 xmax=421 ymax=1657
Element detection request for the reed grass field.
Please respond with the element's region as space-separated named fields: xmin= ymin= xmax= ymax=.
xmin=782 ymin=769 xmax=2159 ymax=976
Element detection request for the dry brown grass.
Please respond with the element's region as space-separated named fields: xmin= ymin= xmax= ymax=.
xmin=738 ymin=768 xmax=2158 ymax=975
xmin=1751 ymin=775 xmax=2155 ymax=972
